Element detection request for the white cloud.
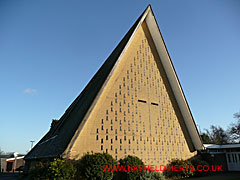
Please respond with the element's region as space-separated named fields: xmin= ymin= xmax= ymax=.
xmin=24 ymin=88 xmax=37 ymax=94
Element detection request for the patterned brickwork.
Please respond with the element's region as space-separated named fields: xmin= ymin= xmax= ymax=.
xmin=69 ymin=21 xmax=195 ymax=166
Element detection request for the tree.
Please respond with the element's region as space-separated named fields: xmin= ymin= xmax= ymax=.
xmin=50 ymin=119 xmax=59 ymax=129
xmin=234 ymin=112 xmax=240 ymax=119
xmin=0 ymin=147 xmax=3 ymax=154
xmin=228 ymin=112 xmax=240 ymax=143
xmin=204 ymin=125 xmax=229 ymax=144
xmin=200 ymin=133 xmax=211 ymax=144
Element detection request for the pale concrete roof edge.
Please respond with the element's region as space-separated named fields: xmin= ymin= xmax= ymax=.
xmin=145 ymin=6 xmax=203 ymax=150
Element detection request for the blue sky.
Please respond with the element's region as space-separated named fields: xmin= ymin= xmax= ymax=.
xmin=0 ymin=0 xmax=240 ymax=153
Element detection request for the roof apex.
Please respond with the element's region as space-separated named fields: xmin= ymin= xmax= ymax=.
xmin=25 ymin=5 xmax=203 ymax=160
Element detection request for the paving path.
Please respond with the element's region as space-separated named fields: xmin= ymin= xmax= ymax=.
xmin=184 ymin=172 xmax=240 ymax=180
xmin=0 ymin=173 xmax=21 ymax=180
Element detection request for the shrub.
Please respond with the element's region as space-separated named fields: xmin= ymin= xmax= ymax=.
xmin=28 ymin=158 xmax=76 ymax=180
xmin=149 ymin=171 xmax=165 ymax=180
xmin=28 ymin=161 xmax=49 ymax=180
xmin=190 ymin=157 xmax=210 ymax=177
xmin=117 ymin=155 xmax=144 ymax=180
xmin=163 ymin=159 xmax=194 ymax=179
xmin=75 ymin=152 xmax=116 ymax=180
xmin=142 ymin=171 xmax=165 ymax=180
xmin=48 ymin=158 xmax=76 ymax=180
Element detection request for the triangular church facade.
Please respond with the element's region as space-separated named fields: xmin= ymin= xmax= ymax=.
xmin=25 ymin=5 xmax=203 ymax=168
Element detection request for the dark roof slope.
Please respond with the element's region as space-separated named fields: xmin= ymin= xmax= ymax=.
xmin=24 ymin=7 xmax=148 ymax=160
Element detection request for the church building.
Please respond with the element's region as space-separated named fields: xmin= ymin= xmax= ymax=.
xmin=24 ymin=5 xmax=203 ymax=169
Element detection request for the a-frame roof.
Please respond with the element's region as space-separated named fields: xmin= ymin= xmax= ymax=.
xmin=25 ymin=5 xmax=203 ymax=160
